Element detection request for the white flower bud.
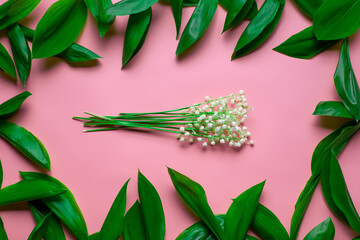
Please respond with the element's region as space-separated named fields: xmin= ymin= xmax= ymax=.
xmin=220 ymin=139 xmax=225 ymax=144
xmin=203 ymin=142 xmax=208 ymax=147
xmin=211 ymin=141 xmax=216 ymax=146
xmin=179 ymin=127 xmax=185 ymax=132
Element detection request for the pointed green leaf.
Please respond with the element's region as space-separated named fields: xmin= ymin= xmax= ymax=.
xmin=98 ymin=179 xmax=129 ymax=240
xmin=89 ymin=232 xmax=99 ymax=240
xmin=177 ymin=214 xmax=258 ymax=240
xmin=28 ymin=212 xmax=52 ymax=240
xmin=0 ymin=43 xmax=16 ymax=79
xmin=290 ymin=175 xmax=319 ymax=240
xmin=246 ymin=1 xmax=258 ymax=19
xmin=334 ymin=39 xmax=360 ymax=121
xmin=225 ymin=181 xmax=265 ymax=240
xmin=105 ymin=0 xmax=158 ymax=16
xmin=251 ymin=204 xmax=289 ymax=240
xmin=293 ymin=0 xmax=323 ymax=18
xmin=0 ymin=179 xmax=65 ymax=206
xmin=84 ymin=0 xmax=115 ymax=37
xmin=0 ymin=217 xmax=8 ymax=240
xmin=29 ymin=201 xmax=66 ymax=240
xmin=311 ymin=120 xmax=360 ymax=176
xmin=171 ymin=0 xmax=183 ymax=38
xmin=57 ymin=44 xmax=101 ymax=63
xmin=0 ymin=160 xmax=3 ymax=189
xmin=223 ymin=0 xmax=254 ymax=32
xmin=138 ymin=171 xmax=165 ymax=240
xmin=0 ymin=121 xmax=50 ymax=170
xmin=164 ymin=0 xmax=198 ymax=6
xmin=273 ymin=26 xmax=338 ymax=59
xmin=168 ymin=167 xmax=224 ymax=240
xmin=313 ymin=101 xmax=353 ymax=118
xmin=0 ymin=1 xmax=12 ymax=21
xmin=20 ymin=172 xmax=89 ymax=240
xmin=232 ymin=0 xmax=285 ymax=59
xmin=313 ymin=0 xmax=360 ymax=40
xmin=0 ymin=0 xmax=41 ymax=30
xmin=328 ymin=149 xmax=360 ymax=232
xmin=19 ymin=25 xmax=101 ymax=63
xmin=7 ymin=24 xmax=32 ymax=86
xmin=123 ymin=8 xmax=152 ymax=68
xmin=304 ymin=217 xmax=335 ymax=240
xmin=321 ymin=150 xmax=349 ymax=225
xmin=0 ymin=91 xmax=31 ymax=120
xmin=32 ymin=0 xmax=88 ymax=59
xmin=176 ymin=0 xmax=217 ymax=55
xmin=123 ymin=201 xmax=147 ymax=240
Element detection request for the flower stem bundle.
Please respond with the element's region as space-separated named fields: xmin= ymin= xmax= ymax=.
xmin=74 ymin=91 xmax=253 ymax=148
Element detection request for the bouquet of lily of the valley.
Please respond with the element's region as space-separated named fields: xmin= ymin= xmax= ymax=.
xmin=74 ymin=91 xmax=253 ymax=148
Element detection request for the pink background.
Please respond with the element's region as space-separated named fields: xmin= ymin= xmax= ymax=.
xmin=1 ymin=0 xmax=360 ymax=239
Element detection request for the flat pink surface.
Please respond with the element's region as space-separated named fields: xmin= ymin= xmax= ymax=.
xmin=1 ymin=0 xmax=360 ymax=239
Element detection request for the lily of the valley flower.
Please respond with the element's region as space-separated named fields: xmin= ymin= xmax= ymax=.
xmin=74 ymin=90 xmax=253 ymax=148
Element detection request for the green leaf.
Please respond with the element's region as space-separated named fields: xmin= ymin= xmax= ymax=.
xmin=0 ymin=160 xmax=3 ymax=189
xmin=123 ymin=8 xmax=152 ymax=68
xmin=123 ymin=201 xmax=147 ymax=240
xmin=0 ymin=1 xmax=12 ymax=21
xmin=0 ymin=179 xmax=65 ymax=206
xmin=311 ymin=120 xmax=360 ymax=176
xmin=320 ymin=150 xmax=349 ymax=226
xmin=293 ymin=0 xmax=323 ymax=18
xmin=57 ymin=44 xmax=101 ymax=63
xmin=176 ymin=0 xmax=218 ymax=56
xmin=0 ymin=121 xmax=50 ymax=170
xmin=223 ymin=0 xmax=254 ymax=32
xmin=0 ymin=91 xmax=31 ymax=120
xmin=19 ymin=25 xmax=101 ymax=63
xmin=168 ymin=167 xmax=224 ymax=240
xmin=0 ymin=217 xmax=8 ymax=240
xmin=328 ymin=149 xmax=360 ymax=232
xmin=251 ymin=204 xmax=289 ymax=240
xmin=7 ymin=24 xmax=32 ymax=86
xmin=84 ymin=0 xmax=115 ymax=37
xmin=232 ymin=0 xmax=285 ymax=59
xmin=20 ymin=172 xmax=89 ymax=240
xmin=334 ymin=39 xmax=360 ymax=121
xmin=245 ymin=1 xmax=258 ymax=19
xmin=171 ymin=0 xmax=183 ymax=38
xmin=0 ymin=0 xmax=41 ymax=30
xmin=314 ymin=0 xmax=360 ymax=40
xmin=29 ymin=200 xmax=66 ymax=240
xmin=28 ymin=212 xmax=52 ymax=240
xmin=138 ymin=171 xmax=165 ymax=240
xmin=0 ymin=43 xmax=17 ymax=79
xmin=177 ymin=214 xmax=258 ymax=240
xmin=105 ymin=0 xmax=158 ymax=16
xmin=303 ymin=217 xmax=335 ymax=240
xmin=98 ymin=179 xmax=129 ymax=240
xmin=273 ymin=26 xmax=338 ymax=59
xmin=32 ymin=0 xmax=88 ymax=59
xmin=89 ymin=232 xmax=99 ymax=240
xmin=177 ymin=215 xmax=224 ymax=240
xmin=290 ymin=175 xmax=320 ymax=240
xmin=164 ymin=0 xmax=198 ymax=7
xmin=225 ymin=181 xmax=265 ymax=240
xmin=313 ymin=101 xmax=353 ymax=118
